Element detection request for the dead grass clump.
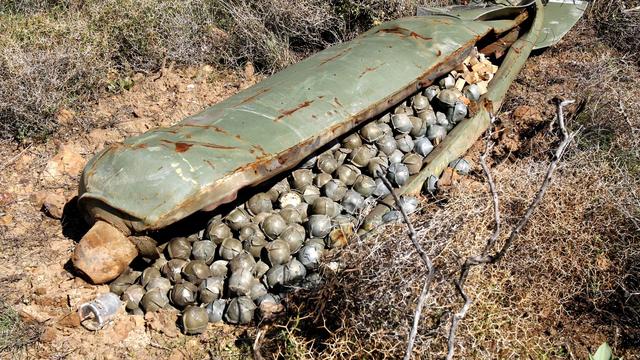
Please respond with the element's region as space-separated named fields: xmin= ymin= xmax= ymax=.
xmin=0 ymin=301 xmax=41 ymax=353
xmin=587 ymin=0 xmax=640 ymax=63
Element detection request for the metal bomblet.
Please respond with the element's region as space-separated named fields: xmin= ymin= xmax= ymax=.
xmin=225 ymin=207 xmax=251 ymax=231
xmin=412 ymin=93 xmax=429 ymax=112
xmin=367 ymin=156 xmax=389 ymax=177
xmin=145 ymin=277 xmax=171 ymax=293
xmin=191 ymin=240 xmax=216 ymax=264
xmin=316 ymin=152 xmax=338 ymax=174
xmin=463 ymin=84 xmax=481 ymax=102
xmin=279 ymin=207 xmax=304 ymax=224
xmin=170 ymin=281 xmax=198 ymax=308
xmin=253 ymin=260 xmax=270 ymax=278
xmin=209 ymin=260 xmax=229 ymax=278
xmin=206 ymin=299 xmax=227 ymax=323
xmin=426 ymin=125 xmax=447 ymax=143
xmin=249 ymin=280 xmax=268 ymax=301
xmin=297 ymin=243 xmax=324 ymax=270
xmin=229 ymin=251 xmax=257 ymax=273
xmin=391 ymin=113 xmax=413 ymax=134
xmin=228 ymin=268 xmax=255 ymax=296
xmin=402 ymin=153 xmax=424 ymax=175
xmin=140 ymin=288 xmax=169 ymax=313
xmin=122 ymin=285 xmax=145 ymax=310
xmin=314 ymin=172 xmax=333 ymax=188
xmin=419 ymin=108 xmax=437 ymax=126
xmin=166 ymin=237 xmax=192 ymax=260
xmin=414 ymin=137 xmax=434 ymax=157
xmin=162 ymin=258 xmax=187 ymax=283
xmin=199 ymin=277 xmax=224 ymax=304
xmin=342 ymin=133 xmax=363 ymax=150
xmin=278 ymin=190 xmax=302 ymax=209
xmin=372 ymin=178 xmax=391 ymax=197
xmin=307 ymin=214 xmax=332 ymax=238
xmin=375 ymin=134 xmax=397 ymax=156
xmin=387 ymin=162 xmax=410 ymax=187
xmin=449 ymin=158 xmax=472 ymax=175
xmin=409 ymin=116 xmax=427 ymax=138
xmin=261 ymin=213 xmax=287 ymax=240
xmin=183 ymin=260 xmax=213 ymax=285
xmin=395 ymin=134 xmax=415 ymax=153
xmin=291 ymin=169 xmax=314 ymax=191
xmin=311 ymin=197 xmax=341 ymax=218
xmin=360 ymin=122 xmax=384 ymax=142
xmin=301 ymin=185 xmax=321 ymax=204
xmin=423 ymin=85 xmax=440 ymax=101
xmin=335 ymin=164 xmax=361 ymax=186
xmin=218 ymin=237 xmax=243 ymax=260
xmin=322 ymin=179 xmax=347 ymax=202
xmin=225 ymin=296 xmax=256 ymax=325
xmin=389 ymin=149 xmax=404 ymax=164
xmin=265 ymin=239 xmax=291 ymax=266
xmin=246 ymin=193 xmax=273 ymax=216
xmin=141 ymin=267 xmax=161 ymax=288
xmin=353 ymin=175 xmax=377 ymax=197
xmin=341 ymin=189 xmax=365 ymax=215
xmin=349 ymin=144 xmax=377 ymax=168
xmin=181 ymin=306 xmax=208 ymax=335
xmin=206 ymin=220 xmax=232 ymax=245
xmin=277 ymin=224 xmax=306 ymax=253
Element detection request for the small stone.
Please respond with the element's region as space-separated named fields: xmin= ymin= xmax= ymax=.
xmin=42 ymin=192 xmax=66 ymax=219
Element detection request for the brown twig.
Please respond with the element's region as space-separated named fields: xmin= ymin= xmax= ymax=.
xmin=376 ymin=171 xmax=434 ymax=360
xmin=446 ymin=99 xmax=577 ymax=360
xmin=253 ymin=328 xmax=265 ymax=360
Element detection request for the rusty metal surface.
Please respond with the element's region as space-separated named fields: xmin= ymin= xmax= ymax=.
xmin=80 ymin=16 xmax=514 ymax=233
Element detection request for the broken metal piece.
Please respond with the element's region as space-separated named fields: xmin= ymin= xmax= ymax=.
xmin=78 ymin=292 xmax=121 ymax=331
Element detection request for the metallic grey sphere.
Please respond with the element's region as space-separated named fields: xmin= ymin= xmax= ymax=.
xmin=297 ymin=243 xmax=324 ymax=270
xmin=307 ymin=214 xmax=332 ymax=238
xmin=228 ymin=268 xmax=254 ymax=296
xmin=391 ymin=113 xmax=413 ymax=134
xmin=349 ymin=144 xmax=377 ymax=167
xmin=412 ymin=93 xmax=429 ymax=112
xmin=342 ymin=133 xmax=362 ymax=150
xmin=261 ymin=213 xmax=287 ymax=240
xmin=301 ymin=185 xmax=321 ymax=204
xmin=140 ymin=288 xmax=169 ymax=312
xmin=206 ymin=220 xmax=233 ymax=245
xmin=395 ymin=134 xmax=415 ymax=153
xmin=279 ymin=207 xmax=304 ymax=224
xmin=167 ymin=237 xmax=191 ymax=260
xmin=409 ymin=116 xmax=427 ymax=138
xmin=414 ymin=137 xmax=434 ymax=157
xmin=278 ymin=190 xmax=303 ymax=209
xmin=246 ymin=193 xmax=273 ymax=216
xmin=426 ymin=125 xmax=447 ymax=143
xmin=335 ymin=164 xmax=361 ymax=186
xmin=360 ymin=122 xmax=384 ymax=142
xmin=219 ymin=238 xmax=243 ymax=260
xmin=191 ymin=240 xmax=216 ymax=264
xmin=463 ymin=84 xmax=481 ymax=102
xmin=265 ymin=239 xmax=291 ymax=266
xmin=322 ymin=178 xmax=348 ymax=202
xmin=225 ymin=296 xmax=256 ymax=325
xmin=182 ymin=306 xmax=209 ymax=335
xmin=141 ymin=267 xmax=160 ymax=288
xmin=229 ymin=251 xmax=257 ymax=273
xmin=225 ymin=207 xmax=251 ymax=231
xmin=183 ymin=260 xmax=212 ymax=285
xmin=277 ymin=224 xmax=306 ymax=253
xmin=423 ymin=85 xmax=440 ymax=101
xmin=170 ymin=281 xmax=198 ymax=308
xmin=314 ymin=173 xmax=333 ymax=188
xmin=122 ymin=285 xmax=145 ymax=310
xmin=449 ymin=158 xmax=472 ymax=175
xmin=368 ymin=156 xmax=389 ymax=177
xmin=209 ymin=260 xmax=229 ymax=278
xmin=342 ymin=189 xmax=365 ymax=215
xmin=311 ymin=197 xmax=341 ymax=218
xmin=145 ymin=277 xmax=171 ymax=293
xmin=316 ymin=153 xmax=338 ymax=174
xmin=162 ymin=259 xmax=187 ymax=283
xmin=206 ymin=299 xmax=227 ymax=323
xmin=291 ymin=169 xmax=314 ymax=191
xmin=402 ymin=153 xmax=424 ymax=175
xmin=353 ymin=175 xmax=377 ymax=197
xmin=375 ymin=134 xmax=397 ymax=156
xmin=199 ymin=277 xmax=224 ymax=304
xmin=419 ymin=109 xmax=437 ymax=126
xmin=387 ymin=162 xmax=410 ymax=187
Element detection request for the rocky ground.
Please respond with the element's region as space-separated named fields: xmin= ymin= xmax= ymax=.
xmin=0 ymin=21 xmax=638 ymax=360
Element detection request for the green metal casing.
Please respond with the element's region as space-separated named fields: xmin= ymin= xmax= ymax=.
xmin=78 ymin=0 xmax=581 ymax=234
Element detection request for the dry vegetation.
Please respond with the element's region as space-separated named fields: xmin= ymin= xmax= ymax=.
xmin=0 ymin=0 xmax=445 ymax=142
xmin=0 ymin=0 xmax=639 ymax=359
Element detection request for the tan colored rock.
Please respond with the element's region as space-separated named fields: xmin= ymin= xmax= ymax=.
xmin=72 ymin=221 xmax=138 ymax=284
xmin=42 ymin=192 xmax=66 ymax=219
xmin=41 ymin=144 xmax=86 ymax=182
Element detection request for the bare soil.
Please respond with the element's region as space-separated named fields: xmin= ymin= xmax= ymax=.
xmin=0 ymin=23 xmax=638 ymax=360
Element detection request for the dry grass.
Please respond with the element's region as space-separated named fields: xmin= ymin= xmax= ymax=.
xmin=0 ymin=301 xmax=41 ymax=353
xmin=0 ymin=0 xmax=449 ymax=142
